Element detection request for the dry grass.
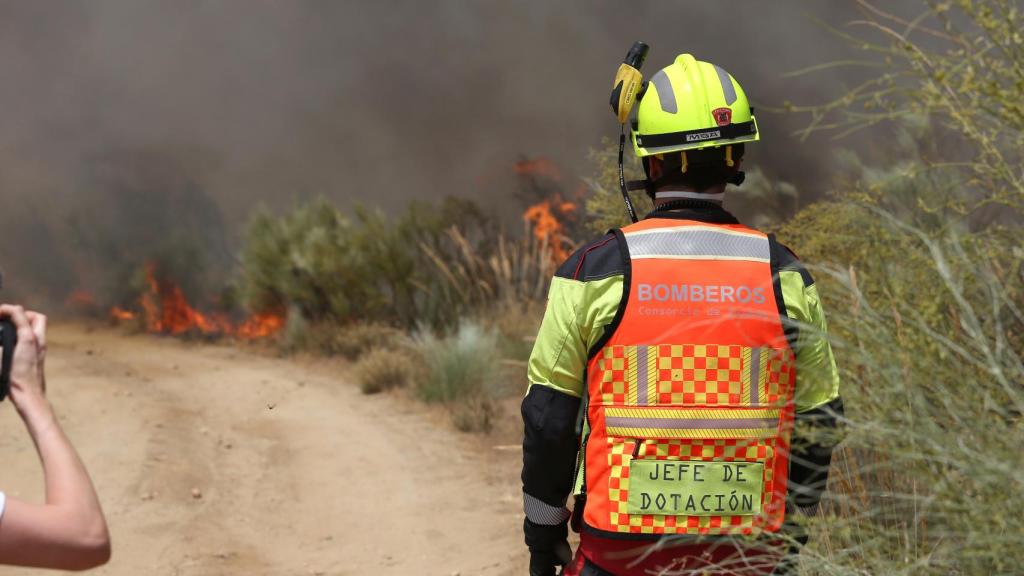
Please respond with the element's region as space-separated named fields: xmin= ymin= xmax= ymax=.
xmin=281 ymin=318 xmax=406 ymax=360
xmin=420 ymin=225 xmax=557 ymax=316
xmin=353 ymin=348 xmax=419 ymax=395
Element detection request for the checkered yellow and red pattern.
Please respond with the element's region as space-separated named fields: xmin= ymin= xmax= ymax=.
xmin=656 ymin=344 xmax=743 ymax=405
xmin=593 ymin=344 xmax=794 ymax=409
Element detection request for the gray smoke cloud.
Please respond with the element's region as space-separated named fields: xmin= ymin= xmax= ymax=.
xmin=0 ymin=0 xmax=920 ymax=302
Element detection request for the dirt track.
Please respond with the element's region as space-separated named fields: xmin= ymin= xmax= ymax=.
xmin=0 ymin=324 xmax=527 ymax=575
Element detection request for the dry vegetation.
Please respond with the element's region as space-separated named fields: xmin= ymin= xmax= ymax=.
xmin=193 ymin=1 xmax=1024 ymax=571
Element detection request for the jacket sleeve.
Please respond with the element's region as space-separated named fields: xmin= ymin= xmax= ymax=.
xmin=777 ymin=250 xmax=844 ymax=510
xmin=521 ymin=275 xmax=587 ymax=551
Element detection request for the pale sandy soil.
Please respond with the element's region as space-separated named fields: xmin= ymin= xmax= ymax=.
xmin=0 ymin=324 xmax=528 ymax=575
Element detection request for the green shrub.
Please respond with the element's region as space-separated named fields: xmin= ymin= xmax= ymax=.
xmin=412 ymin=320 xmax=505 ymax=433
xmin=237 ymin=196 xmax=550 ymax=332
xmin=414 ymin=319 xmax=501 ymax=404
xmin=582 ymin=137 xmax=651 ymax=235
xmin=353 ymin=348 xmax=418 ymax=395
xmin=785 ymin=216 xmax=1024 ymax=575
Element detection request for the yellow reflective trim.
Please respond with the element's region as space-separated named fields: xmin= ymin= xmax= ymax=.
xmin=741 ymin=347 xmax=752 ymax=405
xmin=605 ymin=407 xmax=780 ymax=420
xmin=606 ymin=426 xmax=777 ymax=439
xmin=627 ymin=345 xmax=638 ymax=405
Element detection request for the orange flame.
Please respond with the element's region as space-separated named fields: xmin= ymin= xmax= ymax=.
xmin=524 ymin=195 xmax=576 ymax=263
xmin=110 ymin=262 xmax=283 ymax=339
xmin=110 ymin=306 xmax=137 ymax=321
xmin=236 ymin=313 xmax=286 ymax=340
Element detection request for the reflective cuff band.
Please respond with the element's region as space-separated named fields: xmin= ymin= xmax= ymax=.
xmin=523 ymin=493 xmax=571 ymax=526
xmin=625 ymin=226 xmax=769 ymax=262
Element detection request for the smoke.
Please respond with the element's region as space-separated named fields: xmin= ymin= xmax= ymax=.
xmin=0 ymin=0 xmax=920 ymax=303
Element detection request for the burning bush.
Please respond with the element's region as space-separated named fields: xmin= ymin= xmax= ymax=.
xmin=109 ymin=261 xmax=284 ymax=340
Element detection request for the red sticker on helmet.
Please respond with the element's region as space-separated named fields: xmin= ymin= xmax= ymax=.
xmin=712 ymin=107 xmax=732 ymax=126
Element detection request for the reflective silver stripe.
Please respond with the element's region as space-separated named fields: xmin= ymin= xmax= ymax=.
xmin=749 ymin=347 xmax=761 ymax=406
xmin=637 ymin=345 xmax=649 ymax=405
xmin=650 ymin=70 xmax=677 ymax=114
xmin=655 ymin=191 xmax=725 ymax=204
xmin=523 ymin=493 xmax=571 ymax=526
xmin=625 ymin=227 xmax=769 ymax=262
xmin=714 ymin=65 xmax=737 ymax=105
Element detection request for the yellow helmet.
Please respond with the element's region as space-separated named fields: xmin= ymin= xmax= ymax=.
xmin=632 ymin=54 xmax=759 ymax=157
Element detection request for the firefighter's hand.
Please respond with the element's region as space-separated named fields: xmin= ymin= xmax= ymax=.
xmin=529 ymin=540 xmax=571 ymax=576
xmin=0 ymin=304 xmax=48 ymax=413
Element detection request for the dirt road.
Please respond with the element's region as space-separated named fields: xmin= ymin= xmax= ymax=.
xmin=0 ymin=324 xmax=527 ymax=575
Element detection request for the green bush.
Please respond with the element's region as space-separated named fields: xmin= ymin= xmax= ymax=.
xmin=414 ymin=320 xmax=500 ymax=403
xmin=353 ymin=348 xmax=419 ymax=395
xmin=582 ymin=137 xmax=652 ymax=235
xmin=772 ymin=4 xmax=1024 ymax=564
xmin=237 ymin=196 xmax=552 ymax=333
xmin=413 ymin=320 xmax=503 ymax=432
xmin=784 ymin=214 xmax=1024 ymax=575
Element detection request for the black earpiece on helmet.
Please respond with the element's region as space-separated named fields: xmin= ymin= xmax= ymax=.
xmin=610 ymin=42 xmax=649 ymax=124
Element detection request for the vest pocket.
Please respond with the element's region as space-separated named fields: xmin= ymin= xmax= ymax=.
xmin=593 ymin=405 xmax=780 ymax=534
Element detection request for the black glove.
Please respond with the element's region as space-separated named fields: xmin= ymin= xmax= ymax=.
xmin=529 ymin=540 xmax=572 ymax=576
xmin=525 ymin=518 xmax=572 ymax=576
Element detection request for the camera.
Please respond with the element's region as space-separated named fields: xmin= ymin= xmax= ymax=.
xmin=0 ymin=271 xmax=15 ymax=401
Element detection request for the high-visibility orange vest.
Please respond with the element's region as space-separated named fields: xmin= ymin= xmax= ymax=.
xmin=581 ymin=218 xmax=797 ymax=538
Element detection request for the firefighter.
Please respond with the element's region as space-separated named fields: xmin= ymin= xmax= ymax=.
xmin=0 ymin=304 xmax=111 ymax=570
xmin=521 ymin=52 xmax=843 ymax=576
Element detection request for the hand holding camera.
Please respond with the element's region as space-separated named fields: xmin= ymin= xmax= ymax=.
xmin=0 ymin=303 xmax=108 ymax=571
xmin=0 ymin=304 xmax=48 ymax=413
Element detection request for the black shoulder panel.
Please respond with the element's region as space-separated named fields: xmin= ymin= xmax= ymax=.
xmin=768 ymin=234 xmax=800 ymax=352
xmin=586 ymin=229 xmax=632 ymax=360
xmin=555 ymin=233 xmax=626 ymax=281
xmin=775 ymin=242 xmax=815 ymax=287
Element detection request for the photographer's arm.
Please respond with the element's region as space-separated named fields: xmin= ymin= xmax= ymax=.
xmin=0 ymin=305 xmax=111 ymax=571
